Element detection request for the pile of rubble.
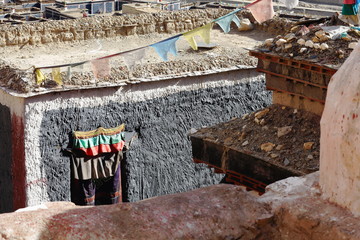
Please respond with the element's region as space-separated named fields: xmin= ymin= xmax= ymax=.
xmin=259 ymin=15 xmax=360 ymax=67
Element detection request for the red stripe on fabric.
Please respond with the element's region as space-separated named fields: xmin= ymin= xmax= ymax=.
xmin=11 ymin=114 xmax=26 ymax=210
xmin=78 ymin=141 xmax=125 ymax=156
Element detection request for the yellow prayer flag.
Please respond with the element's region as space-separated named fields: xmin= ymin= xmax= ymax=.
xmin=52 ymin=68 xmax=63 ymax=85
xmin=35 ymin=68 xmax=45 ymax=85
xmin=183 ymin=23 xmax=213 ymax=50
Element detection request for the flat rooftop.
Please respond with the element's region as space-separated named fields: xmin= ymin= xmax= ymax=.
xmin=0 ymin=26 xmax=273 ymax=95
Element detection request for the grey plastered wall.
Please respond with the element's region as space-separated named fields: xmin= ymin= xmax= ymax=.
xmin=24 ymin=69 xmax=271 ymax=205
xmin=0 ymin=103 xmax=13 ymax=212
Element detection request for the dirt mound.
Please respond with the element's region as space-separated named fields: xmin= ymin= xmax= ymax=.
xmin=195 ymin=104 xmax=320 ymax=174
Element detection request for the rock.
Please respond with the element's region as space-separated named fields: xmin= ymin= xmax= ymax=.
xmin=239 ymin=132 xmax=247 ymax=141
xmin=293 ymin=109 xmax=298 ymax=114
xmin=0 ymin=185 xmax=272 ymax=240
xmin=260 ymin=119 xmax=266 ymax=125
xmin=320 ymin=43 xmax=329 ymax=50
xmin=255 ymin=108 xmax=270 ymax=119
xmin=270 ymin=153 xmax=278 ymax=159
xmin=318 ymin=35 xmax=330 ymax=42
xmin=312 ymin=36 xmax=320 ymax=43
xmin=314 ymin=43 xmax=321 ymax=49
xmin=303 ymin=142 xmax=315 ymax=150
xmin=297 ymin=38 xmax=306 ymax=45
xmin=314 ymin=30 xmax=328 ymax=40
xmin=284 ymin=43 xmax=292 ymax=49
xmin=254 ymin=118 xmax=260 ymax=124
xmin=283 ymin=158 xmax=290 ymax=166
xmin=315 ymin=30 xmax=324 ymax=37
xmin=242 ymin=140 xmax=249 ymax=146
xmin=238 ymin=18 xmax=254 ymax=31
xmin=349 ymin=42 xmax=358 ymax=49
xmin=276 ymin=38 xmax=287 ymax=46
xmin=276 ymin=145 xmax=284 ymax=151
xmin=277 ymin=126 xmax=292 ymax=138
xmin=307 ymin=154 xmax=314 ymax=160
xmin=242 ymin=113 xmax=249 ymax=120
xmin=299 ymin=47 xmax=307 ymax=53
xmin=337 ymin=49 xmax=345 ymax=58
xmin=298 ymin=25 xmax=310 ymax=35
xmin=261 ymin=142 xmax=275 ymax=152
xmin=305 ymin=40 xmax=314 ymax=48
xmin=284 ymin=33 xmax=296 ymax=41
xmin=264 ymin=38 xmax=274 ymax=46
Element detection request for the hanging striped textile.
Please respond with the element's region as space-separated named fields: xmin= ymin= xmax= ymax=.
xmin=73 ymin=124 xmax=125 ymax=156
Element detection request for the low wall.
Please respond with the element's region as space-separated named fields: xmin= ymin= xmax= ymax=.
xmin=0 ymin=9 xmax=252 ymax=48
xmin=22 ymin=68 xmax=270 ymax=206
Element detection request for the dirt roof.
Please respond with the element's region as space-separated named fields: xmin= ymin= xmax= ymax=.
xmin=0 ymin=26 xmax=273 ymax=94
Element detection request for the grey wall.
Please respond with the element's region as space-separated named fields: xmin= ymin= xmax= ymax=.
xmin=0 ymin=104 xmax=13 ymax=212
xmin=38 ymin=77 xmax=271 ymax=203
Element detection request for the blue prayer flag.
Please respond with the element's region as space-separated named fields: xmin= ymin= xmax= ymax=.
xmin=215 ymin=12 xmax=241 ymax=33
xmin=151 ymin=35 xmax=181 ymax=61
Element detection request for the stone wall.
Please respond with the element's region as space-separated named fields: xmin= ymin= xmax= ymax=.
xmin=0 ymin=9 xmax=252 ymax=48
xmin=23 ymin=68 xmax=270 ymax=206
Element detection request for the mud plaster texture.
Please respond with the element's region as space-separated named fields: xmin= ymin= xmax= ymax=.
xmin=23 ymin=69 xmax=270 ymax=206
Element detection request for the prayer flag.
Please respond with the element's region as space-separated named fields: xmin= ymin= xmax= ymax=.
xmin=215 ymin=13 xmax=241 ymax=33
xmin=66 ymin=66 xmax=72 ymax=81
xmin=344 ymin=0 xmax=356 ymax=4
xmin=52 ymin=68 xmax=63 ymax=85
xmin=91 ymin=58 xmax=111 ymax=79
xmin=183 ymin=23 xmax=213 ymax=50
xmin=279 ymin=0 xmax=299 ymax=10
xmin=121 ymin=48 xmax=146 ymax=70
xmin=246 ymin=0 xmax=275 ymax=24
xmin=35 ymin=68 xmax=45 ymax=85
xmin=151 ymin=35 xmax=181 ymax=61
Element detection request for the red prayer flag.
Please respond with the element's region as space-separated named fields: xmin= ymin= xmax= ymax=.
xmin=246 ymin=0 xmax=275 ymax=24
xmin=91 ymin=58 xmax=111 ymax=79
xmin=344 ymin=0 xmax=355 ymax=4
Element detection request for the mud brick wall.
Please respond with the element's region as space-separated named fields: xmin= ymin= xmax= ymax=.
xmin=0 ymin=9 xmax=252 ymax=47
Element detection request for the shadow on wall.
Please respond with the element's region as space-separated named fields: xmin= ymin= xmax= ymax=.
xmin=38 ymin=78 xmax=271 ymax=203
xmin=0 ymin=104 xmax=13 ymax=213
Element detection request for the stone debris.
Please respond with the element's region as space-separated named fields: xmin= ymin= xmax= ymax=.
xmin=254 ymin=108 xmax=270 ymax=119
xmin=258 ymin=15 xmax=360 ymax=67
xmin=265 ymin=38 xmax=274 ymax=46
xmin=277 ymin=126 xmax=292 ymax=138
xmin=276 ymin=38 xmax=287 ymax=46
xmin=297 ymin=38 xmax=306 ymax=45
xmin=303 ymin=142 xmax=315 ymax=150
xmin=349 ymin=42 xmax=358 ymax=49
xmin=276 ymin=144 xmax=284 ymax=151
xmin=238 ymin=18 xmax=254 ymax=31
xmin=261 ymin=142 xmax=276 ymax=152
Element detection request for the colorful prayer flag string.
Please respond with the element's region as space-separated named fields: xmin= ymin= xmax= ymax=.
xmin=33 ymin=0 xmax=275 ymax=84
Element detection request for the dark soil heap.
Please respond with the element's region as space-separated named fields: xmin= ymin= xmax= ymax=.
xmin=195 ymin=104 xmax=320 ymax=174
